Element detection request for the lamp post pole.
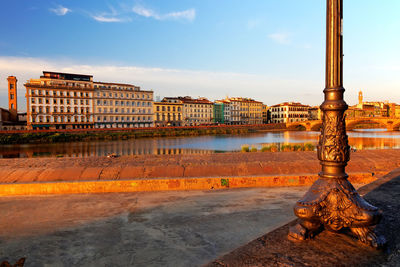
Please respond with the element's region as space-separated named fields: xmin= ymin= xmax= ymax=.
xmin=288 ymin=0 xmax=386 ymax=248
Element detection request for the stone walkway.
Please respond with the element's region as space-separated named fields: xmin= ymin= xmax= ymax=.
xmin=0 ymin=187 xmax=309 ymax=267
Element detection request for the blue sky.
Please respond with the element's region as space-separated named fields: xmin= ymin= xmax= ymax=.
xmin=0 ymin=0 xmax=399 ymax=111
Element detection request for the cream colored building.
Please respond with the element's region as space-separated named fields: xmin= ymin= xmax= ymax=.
xmin=93 ymin=82 xmax=153 ymax=128
xmin=271 ymin=102 xmax=310 ymax=123
xmin=25 ymin=71 xmax=153 ymax=130
xmin=178 ymin=96 xmax=213 ymax=126
xmin=25 ymin=71 xmax=95 ymax=130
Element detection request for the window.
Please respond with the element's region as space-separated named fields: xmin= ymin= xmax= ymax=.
xmin=10 ymin=84 xmax=14 ymax=90
xmin=10 ymin=94 xmax=14 ymax=99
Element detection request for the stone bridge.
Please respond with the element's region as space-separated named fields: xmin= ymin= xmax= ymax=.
xmin=287 ymin=117 xmax=400 ymax=131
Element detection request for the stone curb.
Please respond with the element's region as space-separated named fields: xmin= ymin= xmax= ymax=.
xmin=0 ymin=172 xmax=378 ymax=196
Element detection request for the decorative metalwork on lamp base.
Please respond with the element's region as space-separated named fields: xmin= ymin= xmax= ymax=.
xmin=288 ymin=0 xmax=386 ymax=248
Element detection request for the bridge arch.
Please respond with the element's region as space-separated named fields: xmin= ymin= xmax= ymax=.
xmin=346 ymin=118 xmax=387 ymax=131
xmin=392 ymin=122 xmax=400 ymax=131
xmin=286 ymin=122 xmax=306 ymax=131
xmin=286 ymin=121 xmax=322 ymax=131
xmin=310 ymin=122 xmax=322 ymax=131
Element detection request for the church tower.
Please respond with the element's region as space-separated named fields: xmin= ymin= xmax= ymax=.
xmin=7 ymin=76 xmax=18 ymax=121
xmin=358 ymin=90 xmax=363 ymax=105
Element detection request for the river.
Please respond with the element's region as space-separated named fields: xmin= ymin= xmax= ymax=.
xmin=0 ymin=129 xmax=399 ymax=158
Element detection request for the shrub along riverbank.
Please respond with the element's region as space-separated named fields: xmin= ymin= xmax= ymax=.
xmin=241 ymin=143 xmax=316 ymax=152
xmin=0 ymin=124 xmax=286 ymax=145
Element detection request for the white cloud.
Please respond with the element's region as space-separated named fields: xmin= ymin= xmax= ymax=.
xmin=132 ymin=5 xmax=196 ymax=22
xmin=89 ymin=5 xmax=131 ymax=23
xmin=0 ymin=56 xmax=326 ymax=111
xmin=49 ymin=5 xmax=71 ymax=16
xmin=163 ymin=9 xmax=196 ymax=21
xmin=91 ymin=15 xmax=128 ymax=23
xmin=132 ymin=6 xmax=160 ymax=19
xmin=268 ymin=32 xmax=291 ymax=45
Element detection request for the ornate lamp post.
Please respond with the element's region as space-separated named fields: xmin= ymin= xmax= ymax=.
xmin=288 ymin=0 xmax=386 ymax=248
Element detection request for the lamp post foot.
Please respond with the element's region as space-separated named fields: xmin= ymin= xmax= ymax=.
xmin=350 ymin=226 xmax=386 ymax=248
xmin=288 ymin=178 xmax=386 ymax=248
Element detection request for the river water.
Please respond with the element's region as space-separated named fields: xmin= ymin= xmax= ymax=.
xmin=0 ymin=129 xmax=399 ymax=158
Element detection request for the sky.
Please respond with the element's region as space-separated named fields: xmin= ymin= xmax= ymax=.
xmin=0 ymin=0 xmax=399 ymax=112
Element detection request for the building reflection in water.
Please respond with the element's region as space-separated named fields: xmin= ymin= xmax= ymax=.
xmin=0 ymin=137 xmax=214 ymax=158
xmin=0 ymin=129 xmax=399 ymax=158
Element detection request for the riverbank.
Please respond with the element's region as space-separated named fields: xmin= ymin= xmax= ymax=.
xmin=0 ymin=150 xmax=399 ymax=187
xmin=0 ymin=124 xmax=286 ymax=145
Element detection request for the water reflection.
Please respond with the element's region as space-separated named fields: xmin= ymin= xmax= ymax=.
xmin=0 ymin=129 xmax=399 ymax=158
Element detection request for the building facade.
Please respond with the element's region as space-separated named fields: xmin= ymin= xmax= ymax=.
xmin=229 ymin=98 xmax=262 ymax=125
xmin=93 ymin=82 xmax=153 ymax=128
xmin=178 ymin=96 xmax=213 ymax=126
xmin=7 ymin=76 xmax=18 ymax=121
xmin=25 ymin=72 xmax=95 ymax=130
xmin=213 ymin=102 xmax=225 ymax=124
xmin=270 ymin=102 xmax=310 ymax=123
xmin=25 ymin=71 xmax=153 ymax=130
xmin=308 ymin=106 xmax=322 ymax=120
xmin=262 ymin=105 xmax=270 ymax=124
xmin=153 ymin=97 xmax=183 ymax=127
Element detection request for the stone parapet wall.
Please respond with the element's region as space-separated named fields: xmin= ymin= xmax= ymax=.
xmin=0 ymin=172 xmax=376 ymax=196
xmin=0 ymin=150 xmax=399 ymax=184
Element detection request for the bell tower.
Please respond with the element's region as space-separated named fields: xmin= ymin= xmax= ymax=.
xmin=7 ymin=76 xmax=18 ymax=121
xmin=358 ymin=90 xmax=363 ymax=105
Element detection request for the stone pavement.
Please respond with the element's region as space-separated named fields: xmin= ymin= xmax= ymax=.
xmin=0 ymin=186 xmax=310 ymax=266
xmin=206 ymin=167 xmax=400 ymax=267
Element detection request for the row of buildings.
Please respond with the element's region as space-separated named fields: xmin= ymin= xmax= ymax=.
xmin=2 ymin=71 xmax=400 ymax=130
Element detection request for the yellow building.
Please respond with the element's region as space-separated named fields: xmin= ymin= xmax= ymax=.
xmin=262 ymin=105 xmax=270 ymax=124
xmin=395 ymin=105 xmax=400 ymax=118
xmin=229 ymin=97 xmax=263 ymax=125
xmin=153 ymin=97 xmax=183 ymax=127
